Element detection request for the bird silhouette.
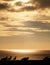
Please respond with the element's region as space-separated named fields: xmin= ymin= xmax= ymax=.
xmin=1 ymin=56 xmax=8 ymax=61
xmin=13 ymin=56 xmax=16 ymax=60
xmin=21 ymin=57 xmax=29 ymax=61
xmin=8 ymin=56 xmax=12 ymax=61
xmin=43 ymin=56 xmax=50 ymax=61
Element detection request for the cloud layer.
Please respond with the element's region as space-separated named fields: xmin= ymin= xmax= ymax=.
xmin=0 ymin=0 xmax=50 ymax=12
xmin=32 ymin=0 xmax=50 ymax=8
xmin=0 ymin=0 xmax=50 ymax=50
xmin=0 ymin=3 xmax=9 ymax=10
xmin=0 ymin=0 xmax=50 ymax=38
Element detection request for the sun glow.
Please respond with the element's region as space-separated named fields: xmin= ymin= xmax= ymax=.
xmin=10 ymin=49 xmax=37 ymax=53
xmin=1 ymin=49 xmax=39 ymax=53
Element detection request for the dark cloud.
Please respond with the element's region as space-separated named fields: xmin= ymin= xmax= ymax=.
xmin=4 ymin=27 xmax=34 ymax=33
xmin=2 ymin=21 xmax=50 ymax=34
xmin=7 ymin=8 xmax=22 ymax=12
xmin=23 ymin=21 xmax=50 ymax=30
xmin=15 ymin=2 xmax=22 ymax=6
xmin=4 ymin=28 xmax=19 ymax=31
xmin=31 ymin=0 xmax=50 ymax=8
xmin=4 ymin=24 xmax=18 ymax=27
xmin=0 ymin=3 xmax=9 ymax=10
xmin=21 ymin=6 xmax=37 ymax=11
xmin=0 ymin=21 xmax=50 ymax=33
xmin=8 ymin=6 xmax=37 ymax=12
xmin=0 ymin=0 xmax=50 ymax=11
xmin=37 ymin=15 xmax=50 ymax=20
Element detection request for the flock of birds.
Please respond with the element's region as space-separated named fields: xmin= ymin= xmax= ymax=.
xmin=0 ymin=56 xmax=16 ymax=61
xmin=0 ymin=56 xmax=29 ymax=61
xmin=0 ymin=56 xmax=50 ymax=61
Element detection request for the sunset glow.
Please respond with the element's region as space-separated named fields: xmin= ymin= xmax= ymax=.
xmin=11 ymin=49 xmax=34 ymax=53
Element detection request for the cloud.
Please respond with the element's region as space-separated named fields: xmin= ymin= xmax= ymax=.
xmin=0 ymin=20 xmax=50 ymax=34
xmin=4 ymin=28 xmax=18 ymax=31
xmin=2 ymin=21 xmax=50 ymax=35
xmin=4 ymin=24 xmax=18 ymax=27
xmin=31 ymin=0 xmax=50 ymax=9
xmin=0 ymin=3 xmax=9 ymax=10
xmin=0 ymin=3 xmax=10 ymax=10
xmin=21 ymin=6 xmax=37 ymax=11
xmin=0 ymin=31 xmax=33 ymax=36
xmin=8 ymin=6 xmax=37 ymax=12
xmin=15 ymin=2 xmax=23 ymax=6
xmin=36 ymin=15 xmax=50 ymax=20
xmin=0 ymin=21 xmax=50 ymax=36
xmin=23 ymin=21 xmax=50 ymax=30
xmin=0 ymin=0 xmax=50 ymax=12
xmin=0 ymin=22 xmax=23 ymax=27
xmin=3 ymin=27 xmax=33 ymax=33
xmin=7 ymin=8 xmax=22 ymax=12
xmin=0 ymin=0 xmax=37 ymax=12
xmin=0 ymin=17 xmax=8 ymax=20
xmin=0 ymin=22 xmax=10 ymax=27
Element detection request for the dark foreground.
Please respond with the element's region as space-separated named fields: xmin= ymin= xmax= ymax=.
xmin=0 ymin=56 xmax=50 ymax=64
xmin=0 ymin=60 xmax=50 ymax=65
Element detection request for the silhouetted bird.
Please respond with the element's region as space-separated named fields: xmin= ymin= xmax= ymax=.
xmin=1 ymin=56 xmax=8 ymax=61
xmin=43 ymin=56 xmax=50 ymax=61
xmin=13 ymin=56 xmax=16 ymax=60
xmin=8 ymin=56 xmax=12 ymax=61
xmin=21 ymin=57 xmax=29 ymax=61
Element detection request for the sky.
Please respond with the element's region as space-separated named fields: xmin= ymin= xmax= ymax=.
xmin=0 ymin=0 xmax=50 ymax=50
